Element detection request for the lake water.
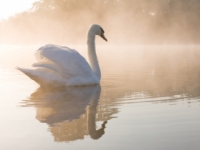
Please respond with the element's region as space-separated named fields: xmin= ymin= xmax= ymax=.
xmin=0 ymin=45 xmax=200 ymax=150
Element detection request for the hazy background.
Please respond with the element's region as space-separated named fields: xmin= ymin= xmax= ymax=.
xmin=1 ymin=1 xmax=200 ymax=148
xmin=0 ymin=0 xmax=200 ymax=45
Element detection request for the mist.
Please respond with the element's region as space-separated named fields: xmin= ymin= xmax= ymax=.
xmin=0 ymin=0 xmax=200 ymax=45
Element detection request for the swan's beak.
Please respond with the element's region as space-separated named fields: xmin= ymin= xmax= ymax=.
xmin=100 ymin=33 xmax=107 ymax=42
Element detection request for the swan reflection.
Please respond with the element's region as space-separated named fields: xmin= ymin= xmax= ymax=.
xmin=23 ymin=85 xmax=107 ymax=142
xmin=22 ymin=74 xmax=200 ymax=142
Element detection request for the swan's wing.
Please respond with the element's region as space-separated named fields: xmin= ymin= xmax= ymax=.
xmin=32 ymin=62 xmax=58 ymax=72
xmin=32 ymin=62 xmax=68 ymax=78
xmin=35 ymin=44 xmax=99 ymax=85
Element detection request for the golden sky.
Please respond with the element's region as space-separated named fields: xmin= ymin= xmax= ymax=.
xmin=0 ymin=0 xmax=37 ymax=20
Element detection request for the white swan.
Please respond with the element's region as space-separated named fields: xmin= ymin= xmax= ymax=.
xmin=17 ymin=24 xmax=107 ymax=86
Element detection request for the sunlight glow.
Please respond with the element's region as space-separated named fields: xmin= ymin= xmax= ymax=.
xmin=0 ymin=0 xmax=37 ymax=20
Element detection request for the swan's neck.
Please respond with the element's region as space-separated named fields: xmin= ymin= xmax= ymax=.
xmin=87 ymin=33 xmax=101 ymax=80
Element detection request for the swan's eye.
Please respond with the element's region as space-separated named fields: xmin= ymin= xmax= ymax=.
xmin=100 ymin=28 xmax=104 ymax=34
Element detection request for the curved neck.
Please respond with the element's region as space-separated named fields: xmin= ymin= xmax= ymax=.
xmin=87 ymin=32 xmax=101 ymax=80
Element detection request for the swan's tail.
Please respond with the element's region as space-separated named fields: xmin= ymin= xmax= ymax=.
xmin=16 ymin=67 xmax=42 ymax=85
xmin=16 ymin=67 xmax=33 ymax=77
xmin=16 ymin=67 xmax=66 ymax=87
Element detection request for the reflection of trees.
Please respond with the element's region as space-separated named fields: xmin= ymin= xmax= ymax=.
xmin=101 ymin=47 xmax=200 ymax=100
xmin=101 ymin=72 xmax=200 ymax=104
xmin=141 ymin=47 xmax=200 ymax=85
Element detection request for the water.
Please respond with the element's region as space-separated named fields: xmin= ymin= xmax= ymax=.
xmin=0 ymin=45 xmax=200 ymax=150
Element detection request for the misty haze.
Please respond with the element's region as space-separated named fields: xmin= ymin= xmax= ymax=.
xmin=0 ymin=0 xmax=200 ymax=150
xmin=1 ymin=0 xmax=200 ymax=44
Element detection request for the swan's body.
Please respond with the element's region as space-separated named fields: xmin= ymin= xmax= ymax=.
xmin=17 ymin=24 xmax=107 ymax=86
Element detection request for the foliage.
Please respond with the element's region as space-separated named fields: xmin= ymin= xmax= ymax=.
xmin=1 ymin=0 xmax=200 ymax=44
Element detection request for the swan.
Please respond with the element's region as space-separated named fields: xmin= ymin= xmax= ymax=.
xmin=17 ymin=24 xmax=107 ymax=86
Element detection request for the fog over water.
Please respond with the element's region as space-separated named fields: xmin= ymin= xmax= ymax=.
xmin=0 ymin=1 xmax=200 ymax=149
xmin=1 ymin=45 xmax=200 ymax=90
xmin=0 ymin=0 xmax=200 ymax=44
xmin=1 ymin=46 xmax=200 ymax=150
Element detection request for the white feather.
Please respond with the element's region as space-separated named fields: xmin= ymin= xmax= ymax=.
xmin=17 ymin=24 xmax=107 ymax=87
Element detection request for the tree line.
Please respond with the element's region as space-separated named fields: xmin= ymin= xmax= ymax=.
xmin=0 ymin=0 xmax=200 ymax=44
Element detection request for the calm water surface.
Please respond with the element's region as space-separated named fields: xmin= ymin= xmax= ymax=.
xmin=0 ymin=45 xmax=200 ymax=150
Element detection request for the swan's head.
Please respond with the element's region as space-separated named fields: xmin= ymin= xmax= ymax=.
xmin=89 ymin=24 xmax=107 ymax=42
